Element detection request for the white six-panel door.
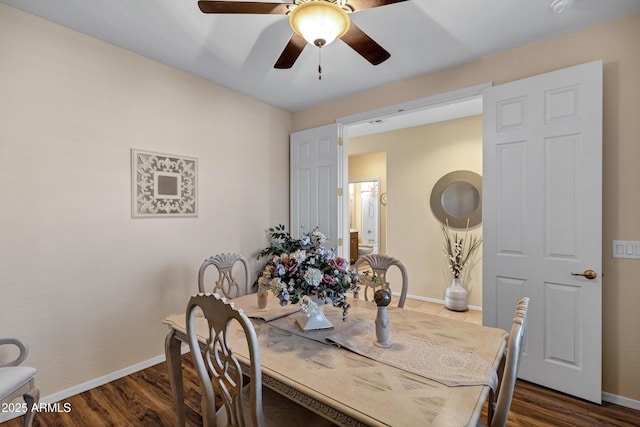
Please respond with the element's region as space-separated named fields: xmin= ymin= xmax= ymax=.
xmin=483 ymin=61 xmax=603 ymax=403
xmin=290 ymin=124 xmax=340 ymax=251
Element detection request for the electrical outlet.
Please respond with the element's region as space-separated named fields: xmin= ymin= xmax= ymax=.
xmin=612 ymin=240 xmax=640 ymax=259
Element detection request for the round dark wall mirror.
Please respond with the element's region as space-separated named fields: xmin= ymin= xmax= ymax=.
xmin=430 ymin=170 xmax=482 ymax=229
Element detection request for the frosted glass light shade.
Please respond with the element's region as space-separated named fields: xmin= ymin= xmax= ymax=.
xmin=289 ymin=1 xmax=350 ymax=46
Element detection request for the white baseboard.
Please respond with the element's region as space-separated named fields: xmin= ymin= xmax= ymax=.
xmin=404 ymin=294 xmax=482 ymax=311
xmin=44 ymin=354 xmax=167 ymax=403
xmin=0 ymin=350 xmax=185 ymax=424
xmin=602 ymin=392 xmax=640 ymax=410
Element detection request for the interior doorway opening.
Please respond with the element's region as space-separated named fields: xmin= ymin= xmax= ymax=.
xmin=340 ymin=86 xmax=486 ymax=308
xmin=349 ymin=178 xmax=381 ymax=257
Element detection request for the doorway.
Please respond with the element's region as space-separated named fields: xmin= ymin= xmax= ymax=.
xmin=342 ymin=90 xmax=485 ymax=308
xmin=349 ymin=178 xmax=381 ymax=256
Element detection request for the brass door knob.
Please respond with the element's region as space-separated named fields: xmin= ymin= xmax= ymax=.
xmin=571 ymin=269 xmax=597 ymax=280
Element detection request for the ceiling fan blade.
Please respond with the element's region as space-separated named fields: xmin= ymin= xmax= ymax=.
xmin=341 ymin=23 xmax=390 ymax=65
xmin=274 ymin=33 xmax=307 ymax=69
xmin=346 ymin=0 xmax=408 ymax=12
xmin=198 ymin=1 xmax=290 ymax=15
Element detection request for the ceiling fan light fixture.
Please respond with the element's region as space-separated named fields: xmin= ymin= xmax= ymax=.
xmin=289 ymin=1 xmax=351 ymax=47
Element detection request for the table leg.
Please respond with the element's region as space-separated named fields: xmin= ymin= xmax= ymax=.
xmin=165 ymin=329 xmax=185 ymax=427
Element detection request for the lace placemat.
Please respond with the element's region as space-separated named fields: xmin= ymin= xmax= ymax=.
xmin=325 ymin=320 xmax=498 ymax=390
xmin=231 ymin=293 xmax=300 ymax=322
xmin=162 ymin=294 xmax=300 ymax=334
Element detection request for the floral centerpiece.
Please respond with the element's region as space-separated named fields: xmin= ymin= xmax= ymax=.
xmin=442 ymin=219 xmax=482 ymax=280
xmin=256 ymin=224 xmax=360 ymax=320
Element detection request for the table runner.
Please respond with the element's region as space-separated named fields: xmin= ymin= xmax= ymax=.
xmin=326 ymin=320 xmax=498 ymax=390
xmin=265 ymin=299 xmax=500 ymax=390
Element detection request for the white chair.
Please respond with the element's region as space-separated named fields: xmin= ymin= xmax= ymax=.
xmin=481 ymin=297 xmax=530 ymax=427
xmin=354 ymin=254 xmax=409 ymax=307
xmin=186 ymin=293 xmax=335 ymax=427
xmin=0 ymin=338 xmax=39 ymax=427
xmin=198 ymin=253 xmax=250 ymax=298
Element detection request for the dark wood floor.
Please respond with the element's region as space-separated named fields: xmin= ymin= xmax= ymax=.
xmin=4 ymin=355 xmax=640 ymax=426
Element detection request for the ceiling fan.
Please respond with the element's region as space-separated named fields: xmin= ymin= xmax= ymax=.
xmin=198 ymin=0 xmax=408 ymax=70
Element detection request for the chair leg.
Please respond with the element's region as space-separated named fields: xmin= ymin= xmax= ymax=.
xmin=487 ymin=389 xmax=496 ymax=425
xmin=22 ymin=385 xmax=39 ymax=427
xmin=488 ymin=347 xmax=506 ymax=425
xmin=165 ymin=329 xmax=186 ymax=427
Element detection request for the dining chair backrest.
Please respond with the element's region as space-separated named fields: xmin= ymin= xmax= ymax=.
xmin=0 ymin=338 xmax=40 ymax=427
xmin=489 ymin=297 xmax=530 ymax=427
xmin=187 ymin=293 xmax=265 ymax=427
xmin=354 ymin=254 xmax=409 ymax=308
xmin=186 ymin=293 xmax=334 ymax=427
xmin=198 ymin=253 xmax=250 ymax=298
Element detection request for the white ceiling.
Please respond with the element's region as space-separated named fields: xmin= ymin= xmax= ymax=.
xmin=3 ymin=0 xmax=640 ymax=112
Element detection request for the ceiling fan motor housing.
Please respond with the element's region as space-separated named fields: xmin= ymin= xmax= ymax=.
xmin=289 ymin=1 xmax=351 ymax=46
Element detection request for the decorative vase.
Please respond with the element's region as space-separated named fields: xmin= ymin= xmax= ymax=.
xmin=445 ymin=277 xmax=468 ymax=312
xmin=374 ymin=289 xmax=392 ymax=348
xmin=296 ymin=296 xmax=334 ymax=331
xmin=256 ymin=286 xmax=269 ymax=310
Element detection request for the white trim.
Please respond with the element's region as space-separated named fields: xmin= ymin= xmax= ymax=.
xmin=336 ymin=82 xmax=491 ymax=127
xmin=337 ymin=122 xmax=348 ymax=261
xmin=602 ymin=392 xmax=640 ymax=411
xmin=403 ymin=294 xmax=482 ymax=312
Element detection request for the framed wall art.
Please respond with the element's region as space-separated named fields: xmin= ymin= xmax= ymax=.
xmin=131 ymin=149 xmax=198 ymax=218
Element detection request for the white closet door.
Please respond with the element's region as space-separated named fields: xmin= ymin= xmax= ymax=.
xmin=483 ymin=60 xmax=603 ymax=403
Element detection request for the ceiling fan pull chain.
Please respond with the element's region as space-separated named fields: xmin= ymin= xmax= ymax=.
xmin=313 ymin=39 xmax=326 ymax=80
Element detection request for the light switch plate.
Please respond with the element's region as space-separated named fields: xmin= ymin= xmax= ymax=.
xmin=612 ymin=240 xmax=640 ymax=259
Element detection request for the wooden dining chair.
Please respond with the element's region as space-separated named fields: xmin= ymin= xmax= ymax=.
xmin=482 ymin=297 xmax=530 ymax=427
xmin=186 ymin=293 xmax=335 ymax=427
xmin=354 ymin=253 xmax=409 ymax=307
xmin=198 ymin=253 xmax=250 ymax=299
xmin=0 ymin=338 xmax=39 ymax=427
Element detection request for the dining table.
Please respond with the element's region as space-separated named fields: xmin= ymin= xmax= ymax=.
xmin=163 ymin=293 xmax=507 ymax=427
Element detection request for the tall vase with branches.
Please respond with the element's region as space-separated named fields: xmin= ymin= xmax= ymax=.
xmin=442 ymin=218 xmax=482 ymax=311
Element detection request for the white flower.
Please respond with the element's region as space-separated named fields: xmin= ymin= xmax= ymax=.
xmin=304 ymin=268 xmax=323 ymax=288
xmin=291 ymin=250 xmax=306 ymax=263
xmin=312 ymin=230 xmax=327 ymax=244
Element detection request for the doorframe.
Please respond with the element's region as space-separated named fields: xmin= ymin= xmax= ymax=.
xmin=336 ymin=82 xmax=491 ymax=273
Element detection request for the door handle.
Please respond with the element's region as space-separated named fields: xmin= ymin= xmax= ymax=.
xmin=571 ymin=269 xmax=597 ymax=280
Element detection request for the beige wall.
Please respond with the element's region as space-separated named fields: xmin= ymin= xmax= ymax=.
xmin=350 ymin=116 xmax=483 ymax=307
xmin=293 ymin=13 xmax=640 ymax=402
xmin=0 ymin=3 xmax=290 ymax=402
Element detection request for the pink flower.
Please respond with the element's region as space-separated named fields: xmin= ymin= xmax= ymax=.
xmin=284 ymin=258 xmax=299 ymax=274
xmin=330 ymin=257 xmax=348 ymax=271
xmin=322 ymin=274 xmax=336 ymax=285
